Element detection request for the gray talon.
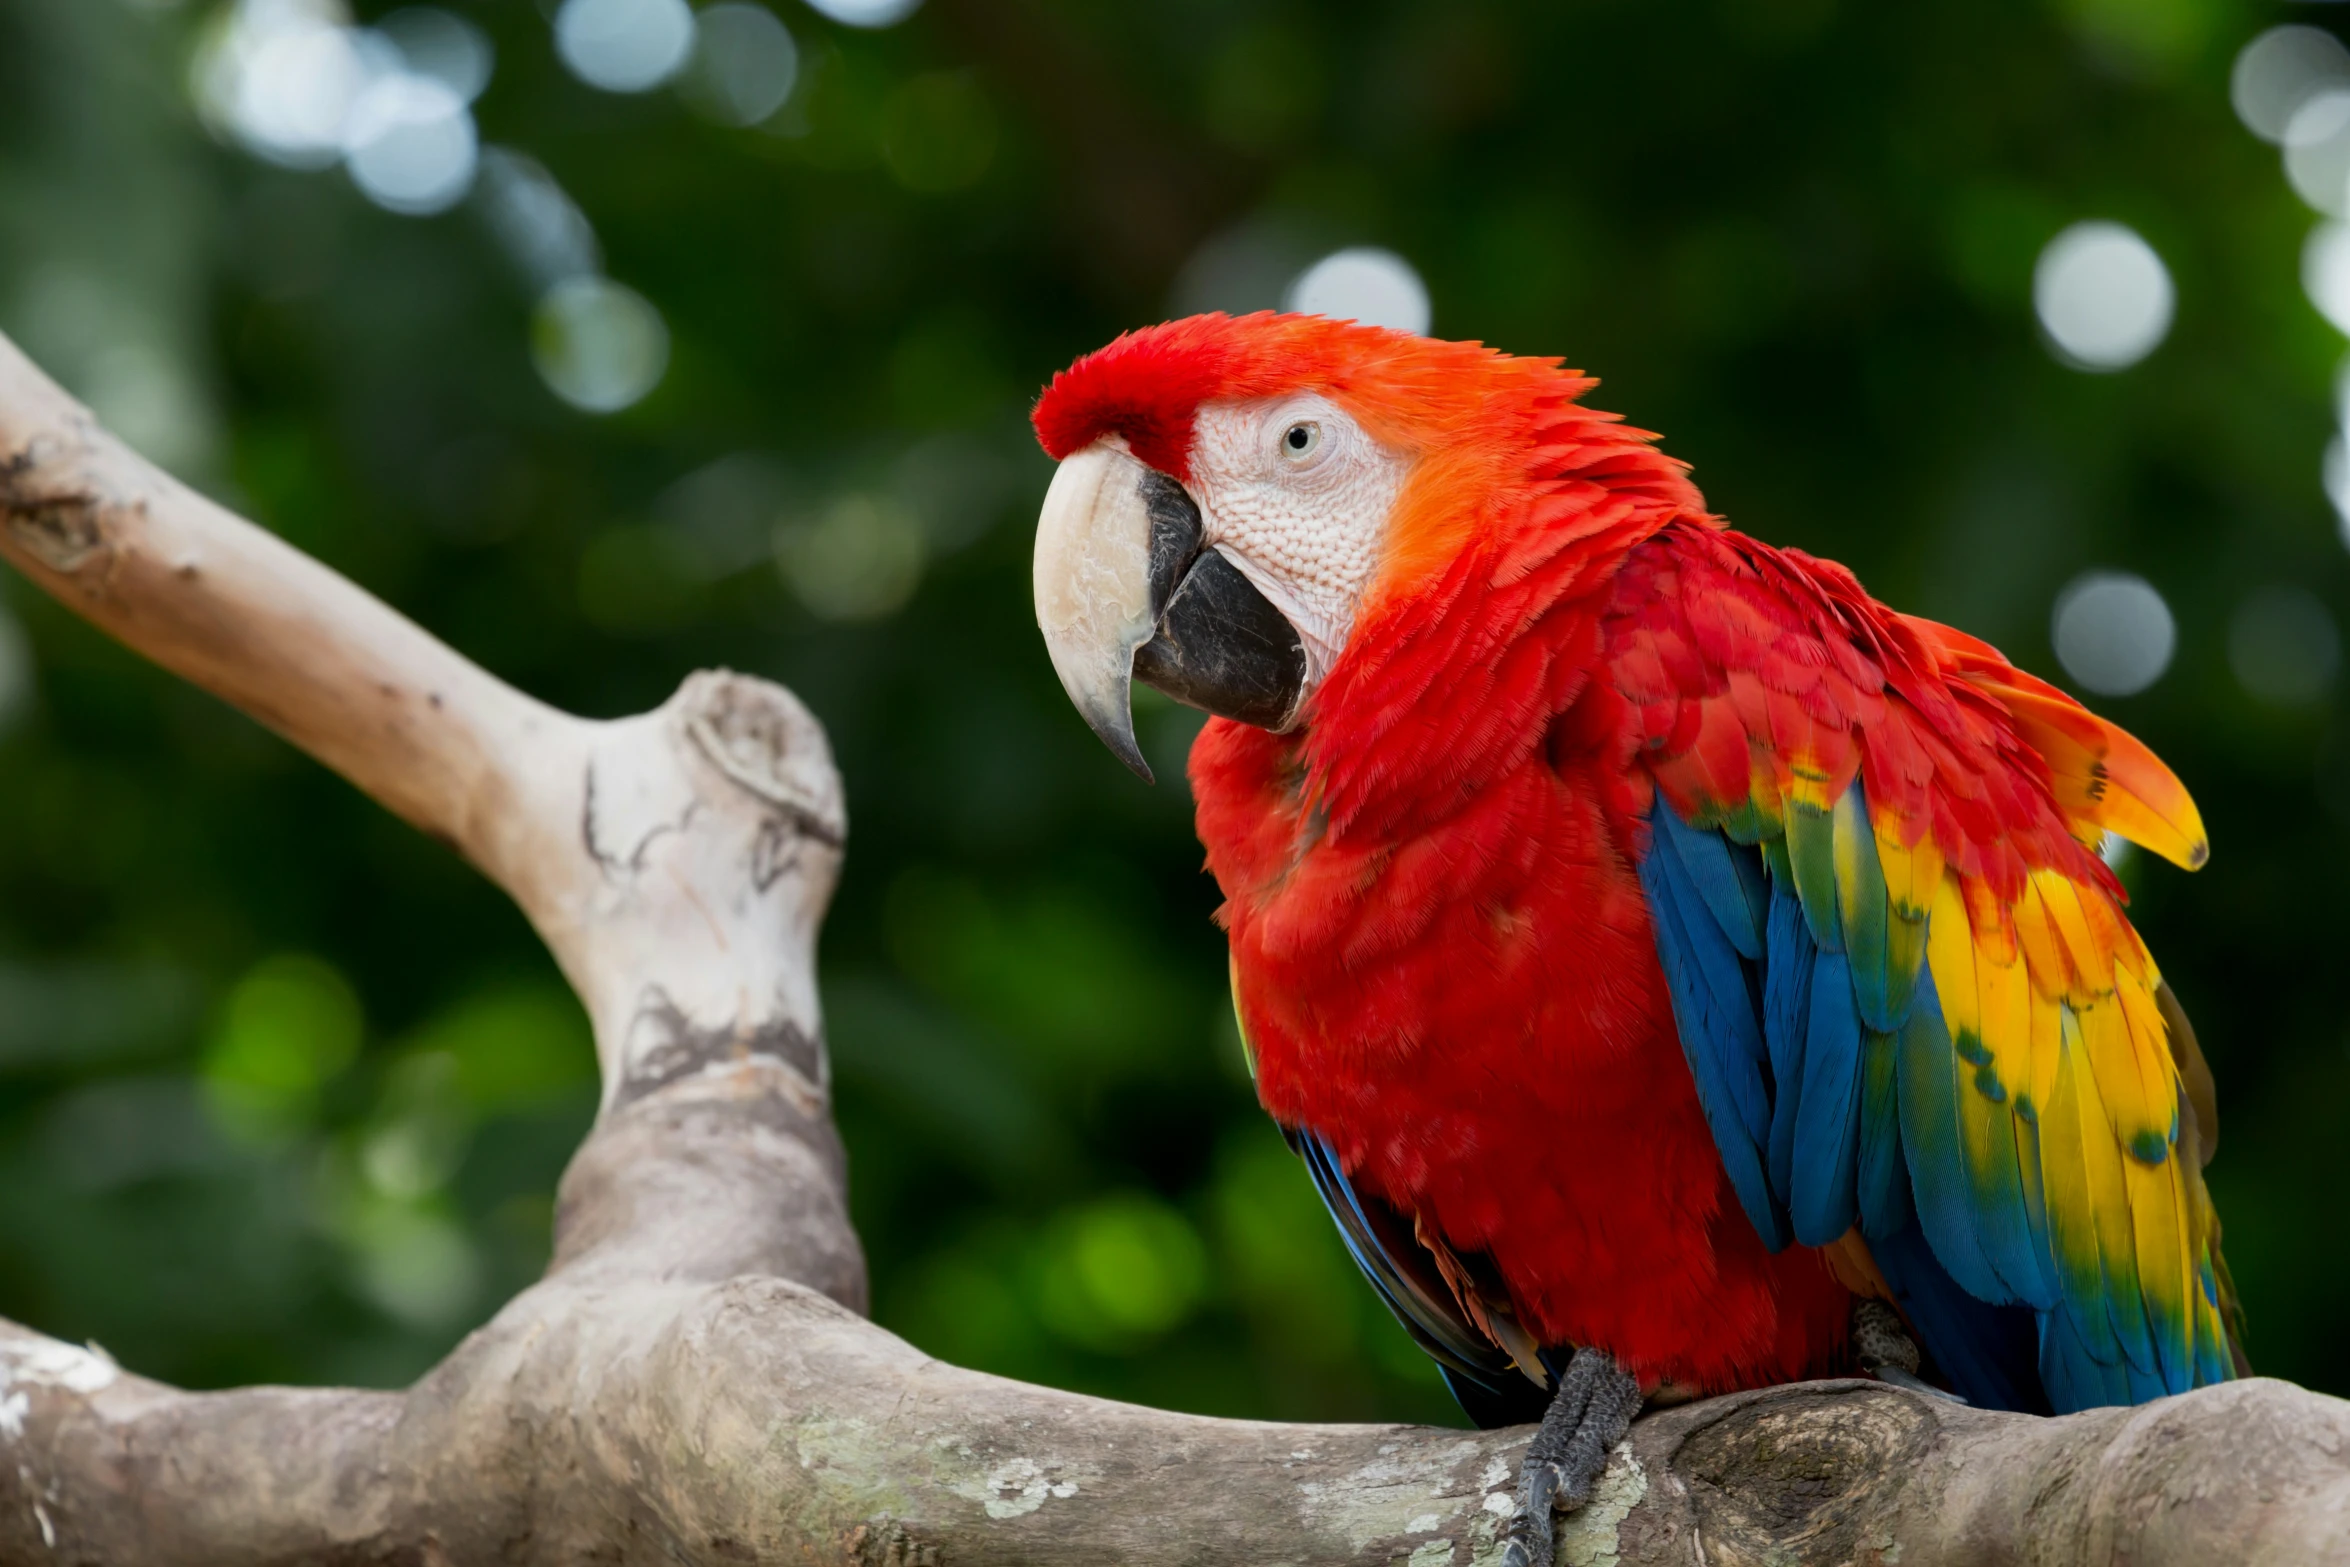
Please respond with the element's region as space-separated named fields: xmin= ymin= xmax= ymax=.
xmin=1874 ymin=1364 xmax=1969 ymax=1403
xmin=1499 ymin=1345 xmax=1641 ymax=1567
xmin=1851 ymin=1298 xmax=1966 ymax=1401
xmin=1852 ymin=1298 xmax=1920 ymax=1377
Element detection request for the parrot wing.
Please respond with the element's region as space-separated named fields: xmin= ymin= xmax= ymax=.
xmin=1232 ymin=965 xmax=1560 ymax=1426
xmin=1282 ymin=1123 xmax=1560 ymax=1426
xmin=1604 ymin=522 xmax=2242 ymax=1413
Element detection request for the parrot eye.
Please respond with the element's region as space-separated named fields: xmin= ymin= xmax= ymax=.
xmin=1280 ymin=421 xmax=1322 ymax=460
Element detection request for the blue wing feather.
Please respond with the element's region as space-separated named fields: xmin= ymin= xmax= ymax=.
xmin=1893 ymin=961 xmax=2013 ymax=1304
xmin=1762 ymin=882 xmax=1812 ymax=1204
xmin=1870 ymin=1217 xmax=2050 ymax=1414
xmin=1639 ymin=793 xmax=2233 ymax=1416
xmin=1858 ymin=1023 xmax=1912 ymax=1238
xmin=1659 ymin=804 xmax=1769 ymax=961
xmin=1642 ymin=797 xmax=2059 ymax=1416
xmin=1285 ymin=1127 xmax=1505 ymax=1379
xmin=1790 ymin=947 xmax=1864 ymax=1246
xmin=1282 ymin=1124 xmax=1553 ymax=1426
xmin=1638 ymin=822 xmax=1788 ymax=1251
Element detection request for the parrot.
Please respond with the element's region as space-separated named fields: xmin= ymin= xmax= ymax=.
xmin=1026 ymin=311 xmax=2244 ymax=1564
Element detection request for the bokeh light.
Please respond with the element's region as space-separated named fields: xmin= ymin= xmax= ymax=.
xmin=2229 ymin=585 xmax=2341 ymax=706
xmin=2327 ymin=435 xmax=2350 ymax=543
xmin=338 ymin=1202 xmax=481 ymax=1329
xmin=1171 ymin=222 xmax=1313 ymax=316
xmin=657 ymin=452 xmax=798 ymax=581
xmin=478 ymin=149 xmax=602 ymax=288
xmin=0 ymin=604 xmax=33 ymax=737
xmin=378 ymin=7 xmax=493 ymax=104
xmin=2052 ymin=570 xmax=2176 ymax=697
xmin=200 ymin=953 xmax=363 ymax=1145
xmin=358 ymin=1061 xmax=467 ymax=1202
xmin=1032 ymin=1193 xmax=1208 ymax=1348
xmin=77 ymin=342 xmax=219 ymax=476
xmin=192 ymin=0 xmax=486 ymax=218
xmin=194 ymin=0 xmax=378 ymax=169
xmin=2233 ymin=25 xmax=2350 ymax=144
xmin=2242 ymin=26 xmax=2350 ymax=595
xmin=553 ymin=0 xmax=696 ymax=94
xmin=343 ymin=75 xmax=477 ymax=215
xmin=1282 ymin=247 xmax=1431 ymax=334
xmin=681 ymin=4 xmax=799 ymax=127
xmin=802 ymin=0 xmax=924 ymax=27
xmin=2305 ymin=222 xmax=2350 ymax=336
xmin=2284 ymin=89 xmax=2350 ymax=216
xmin=2032 ymin=222 xmax=2174 ymax=371
xmin=530 ymin=277 xmax=670 ymax=413
xmin=775 ymin=494 xmax=927 ymax=620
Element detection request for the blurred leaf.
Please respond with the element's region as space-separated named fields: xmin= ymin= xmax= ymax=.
xmin=776 ymin=493 xmax=927 ymax=621
xmin=1208 ymin=1124 xmax=1362 ymax=1365
xmin=578 ymin=524 xmax=710 ymax=634
xmin=879 ymin=72 xmax=997 ymax=194
xmin=1944 ymin=185 xmax=2065 ymax=308
xmin=0 ymin=960 xmax=195 ymax=1073
xmin=333 ymin=1191 xmax=482 ymax=1331
xmin=1032 ymin=1190 xmax=1207 ymax=1349
xmin=399 ymin=982 xmax=595 ymax=1116
xmin=825 ymin=974 xmax=1077 ymax=1188
xmin=1202 ymin=20 xmax=1324 ymax=154
xmin=883 ymin=868 xmax=1197 ymax=1069
xmin=2051 ymin=0 xmax=2226 ymax=78
xmin=200 ymin=954 xmax=362 ymax=1143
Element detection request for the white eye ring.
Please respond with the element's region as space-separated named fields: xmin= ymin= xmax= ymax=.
xmin=1280 ymin=421 xmax=1322 ymax=461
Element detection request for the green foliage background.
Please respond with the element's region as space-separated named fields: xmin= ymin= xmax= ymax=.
xmin=0 ymin=0 xmax=2341 ymax=1422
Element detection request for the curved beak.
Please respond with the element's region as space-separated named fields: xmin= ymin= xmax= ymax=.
xmin=1032 ymin=441 xmax=1306 ymax=782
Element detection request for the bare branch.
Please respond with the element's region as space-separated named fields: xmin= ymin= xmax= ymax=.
xmin=0 ymin=328 xmax=2345 ymax=1566
xmin=0 ymin=337 xmax=572 ymax=904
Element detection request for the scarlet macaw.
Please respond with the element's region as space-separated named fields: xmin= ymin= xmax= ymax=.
xmin=1027 ymin=312 xmax=2243 ymax=1563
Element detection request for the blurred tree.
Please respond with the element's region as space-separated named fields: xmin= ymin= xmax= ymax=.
xmin=0 ymin=0 xmax=2343 ymax=1421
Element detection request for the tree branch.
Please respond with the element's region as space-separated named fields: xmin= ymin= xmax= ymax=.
xmin=0 ymin=328 xmax=2343 ymax=1565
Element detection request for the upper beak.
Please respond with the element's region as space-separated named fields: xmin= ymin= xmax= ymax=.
xmin=1032 ymin=441 xmax=1306 ymax=782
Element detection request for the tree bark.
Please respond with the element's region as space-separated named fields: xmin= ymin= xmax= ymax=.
xmin=0 ymin=328 xmax=2342 ymax=1566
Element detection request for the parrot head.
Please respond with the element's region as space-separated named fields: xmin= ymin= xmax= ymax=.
xmin=1028 ymin=311 xmax=1699 ymax=780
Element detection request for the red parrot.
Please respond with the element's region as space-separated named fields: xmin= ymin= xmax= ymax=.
xmin=1027 ymin=312 xmax=2243 ymax=1561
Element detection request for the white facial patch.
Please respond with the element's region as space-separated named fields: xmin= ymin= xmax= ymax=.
xmin=1187 ymin=394 xmax=1411 ymax=691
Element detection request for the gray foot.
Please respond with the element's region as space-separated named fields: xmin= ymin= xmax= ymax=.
xmin=1852 ymin=1297 xmax=1965 ymax=1403
xmin=1498 ymin=1346 xmax=1642 ymax=1567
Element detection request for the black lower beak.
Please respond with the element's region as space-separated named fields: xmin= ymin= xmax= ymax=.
xmin=1131 ymin=471 xmax=1307 ymax=736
